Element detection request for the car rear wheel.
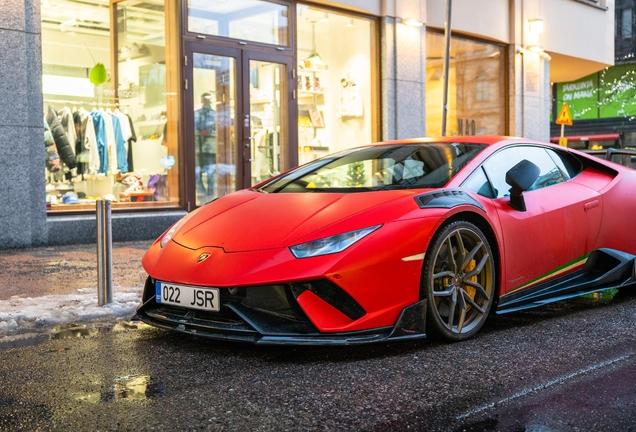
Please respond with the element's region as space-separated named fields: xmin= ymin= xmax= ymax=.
xmin=422 ymin=221 xmax=495 ymax=342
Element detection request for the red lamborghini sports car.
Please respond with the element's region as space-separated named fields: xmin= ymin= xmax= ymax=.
xmin=135 ymin=136 xmax=636 ymax=344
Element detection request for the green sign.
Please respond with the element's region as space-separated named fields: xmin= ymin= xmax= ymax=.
xmin=555 ymin=64 xmax=636 ymax=121
xmin=556 ymin=74 xmax=598 ymax=120
xmin=599 ymin=65 xmax=636 ymax=118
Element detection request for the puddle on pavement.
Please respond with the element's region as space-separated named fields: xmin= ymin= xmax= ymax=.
xmin=50 ymin=323 xmax=99 ymax=339
xmin=76 ymin=375 xmax=164 ymax=403
xmin=0 ymin=320 xmax=152 ymax=351
xmin=49 ymin=321 xmax=149 ymax=340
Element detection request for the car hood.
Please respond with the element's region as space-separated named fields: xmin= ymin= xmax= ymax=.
xmin=173 ymin=189 xmax=418 ymax=252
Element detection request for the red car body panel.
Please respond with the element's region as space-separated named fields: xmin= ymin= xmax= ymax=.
xmin=175 ymin=189 xmax=422 ymax=251
xmin=138 ymin=136 xmax=636 ymax=343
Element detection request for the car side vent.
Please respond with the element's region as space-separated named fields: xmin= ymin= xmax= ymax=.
xmin=415 ymin=189 xmax=484 ymax=211
xmin=290 ymin=280 xmax=366 ymax=320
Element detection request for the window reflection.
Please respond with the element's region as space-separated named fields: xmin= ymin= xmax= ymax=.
xmin=482 ymin=147 xmax=565 ymax=198
xmin=426 ymin=32 xmax=505 ymax=136
xmin=188 ymin=0 xmax=289 ymax=46
xmin=193 ymin=53 xmax=237 ymax=206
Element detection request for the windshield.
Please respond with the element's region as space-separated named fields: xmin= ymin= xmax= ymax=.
xmin=259 ymin=143 xmax=487 ymax=193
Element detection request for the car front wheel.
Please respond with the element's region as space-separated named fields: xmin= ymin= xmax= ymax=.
xmin=422 ymin=221 xmax=495 ymax=342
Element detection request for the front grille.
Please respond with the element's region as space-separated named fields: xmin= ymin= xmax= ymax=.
xmin=223 ymin=284 xmax=308 ymax=322
xmin=140 ymin=277 xmax=366 ymax=336
xmin=290 ymin=279 xmax=366 ymax=320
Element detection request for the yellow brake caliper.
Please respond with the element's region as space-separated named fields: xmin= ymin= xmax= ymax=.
xmin=464 ymin=259 xmax=477 ymax=311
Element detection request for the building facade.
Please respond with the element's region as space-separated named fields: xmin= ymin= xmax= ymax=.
xmin=550 ymin=0 xmax=636 ymax=150
xmin=0 ymin=0 xmax=614 ymax=249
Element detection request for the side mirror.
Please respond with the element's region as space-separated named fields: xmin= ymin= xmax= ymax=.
xmin=505 ymin=159 xmax=540 ymax=212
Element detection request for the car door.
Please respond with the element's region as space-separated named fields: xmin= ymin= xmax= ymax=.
xmin=467 ymin=145 xmax=602 ymax=295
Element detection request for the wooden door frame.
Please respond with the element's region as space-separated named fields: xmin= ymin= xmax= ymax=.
xmin=182 ymin=43 xmax=244 ymax=210
xmin=240 ymin=50 xmax=296 ymax=187
xmin=182 ymin=42 xmax=296 ymax=208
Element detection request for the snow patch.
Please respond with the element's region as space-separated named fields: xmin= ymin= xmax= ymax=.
xmin=0 ymin=286 xmax=141 ymax=335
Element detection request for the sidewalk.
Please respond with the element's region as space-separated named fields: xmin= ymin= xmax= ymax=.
xmin=0 ymin=241 xmax=151 ymax=336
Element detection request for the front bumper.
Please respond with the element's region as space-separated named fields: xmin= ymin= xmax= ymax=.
xmin=135 ymin=277 xmax=427 ymax=346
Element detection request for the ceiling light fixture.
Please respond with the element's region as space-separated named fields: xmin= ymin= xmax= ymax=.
xmin=528 ymin=18 xmax=544 ymax=33
xmin=402 ymin=17 xmax=424 ymax=27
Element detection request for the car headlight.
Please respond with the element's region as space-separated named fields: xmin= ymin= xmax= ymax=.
xmin=160 ymin=219 xmax=183 ymax=248
xmin=290 ymin=225 xmax=382 ymax=259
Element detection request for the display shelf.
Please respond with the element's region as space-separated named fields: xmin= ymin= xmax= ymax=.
xmin=298 ymin=90 xmax=324 ymax=95
xmin=298 ymin=68 xmax=329 ymax=73
xmin=135 ymin=119 xmax=167 ymax=127
xmin=250 ymin=98 xmax=272 ymax=105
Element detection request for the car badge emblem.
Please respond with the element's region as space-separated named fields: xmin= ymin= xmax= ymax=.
xmin=197 ymin=253 xmax=211 ymax=263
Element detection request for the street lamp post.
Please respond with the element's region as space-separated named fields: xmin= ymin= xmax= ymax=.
xmin=441 ymin=0 xmax=452 ymax=136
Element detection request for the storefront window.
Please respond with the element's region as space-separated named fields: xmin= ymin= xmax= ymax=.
xmin=41 ymin=0 xmax=178 ymax=211
xmin=188 ymin=0 xmax=289 ymax=46
xmin=426 ymin=32 xmax=506 ymax=136
xmin=296 ymin=5 xmax=376 ymax=165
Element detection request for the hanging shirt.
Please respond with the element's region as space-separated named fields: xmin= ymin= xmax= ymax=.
xmin=83 ymin=112 xmax=99 ymax=174
xmin=113 ymin=111 xmax=132 ymax=143
xmin=126 ymin=113 xmax=137 ymax=172
xmin=101 ymin=111 xmax=118 ymax=175
xmin=110 ymin=114 xmax=129 ymax=173
xmin=91 ymin=110 xmax=108 ymax=174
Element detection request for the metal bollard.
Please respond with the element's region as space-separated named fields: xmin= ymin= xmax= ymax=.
xmin=96 ymin=199 xmax=113 ymax=305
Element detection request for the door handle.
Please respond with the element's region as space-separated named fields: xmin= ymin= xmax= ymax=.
xmin=584 ymin=200 xmax=599 ymax=212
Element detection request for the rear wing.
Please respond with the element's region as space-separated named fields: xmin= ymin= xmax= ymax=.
xmin=583 ymin=148 xmax=636 ymax=169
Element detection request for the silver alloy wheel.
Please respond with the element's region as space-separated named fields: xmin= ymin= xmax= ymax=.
xmin=425 ymin=222 xmax=494 ymax=340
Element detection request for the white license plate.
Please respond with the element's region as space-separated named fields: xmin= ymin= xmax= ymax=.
xmin=155 ymin=281 xmax=220 ymax=312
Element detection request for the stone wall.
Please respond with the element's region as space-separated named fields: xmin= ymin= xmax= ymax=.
xmin=0 ymin=0 xmax=47 ymax=248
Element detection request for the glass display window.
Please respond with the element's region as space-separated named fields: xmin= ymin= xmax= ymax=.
xmin=296 ymin=5 xmax=377 ymax=165
xmin=41 ymin=0 xmax=179 ymax=212
xmin=426 ymin=32 xmax=506 ymax=136
xmin=187 ymin=0 xmax=290 ymax=46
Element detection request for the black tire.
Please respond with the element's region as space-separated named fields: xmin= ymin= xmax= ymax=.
xmin=422 ymin=221 xmax=495 ymax=342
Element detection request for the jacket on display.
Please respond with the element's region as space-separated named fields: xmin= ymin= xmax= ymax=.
xmin=46 ymin=106 xmax=77 ymax=169
xmin=44 ymin=117 xmax=60 ymax=173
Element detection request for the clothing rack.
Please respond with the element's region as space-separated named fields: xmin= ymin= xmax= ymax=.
xmin=44 ymin=99 xmax=129 ymax=108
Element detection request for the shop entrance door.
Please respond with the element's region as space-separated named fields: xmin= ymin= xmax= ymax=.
xmin=245 ymin=54 xmax=291 ymax=186
xmin=184 ymin=43 xmax=292 ymax=208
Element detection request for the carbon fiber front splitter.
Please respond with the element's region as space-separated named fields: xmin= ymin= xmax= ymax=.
xmin=134 ymin=299 xmax=427 ymax=346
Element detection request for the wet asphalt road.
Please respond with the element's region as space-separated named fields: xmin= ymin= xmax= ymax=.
xmin=0 ymin=293 xmax=635 ymax=431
